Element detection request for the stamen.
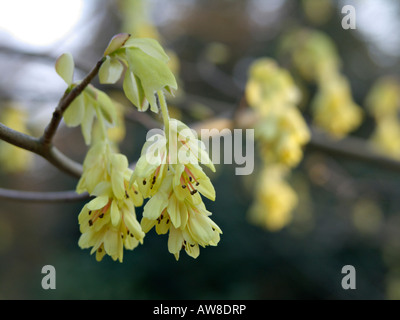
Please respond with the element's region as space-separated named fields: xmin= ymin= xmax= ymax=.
xmin=90 ymin=201 xmax=111 ymax=224
xmin=184 ymin=167 xmax=200 ymax=188
xmin=180 ymin=176 xmax=187 ymax=189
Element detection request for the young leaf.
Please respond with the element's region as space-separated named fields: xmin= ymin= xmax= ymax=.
xmin=55 ymin=53 xmax=74 ymax=85
xmin=124 ymin=38 xmax=170 ymax=63
xmin=126 ymin=48 xmax=177 ymax=112
xmin=104 ymin=33 xmax=131 ymax=57
xmin=99 ymin=56 xmax=124 ymax=84
xmin=123 ymin=70 xmax=149 ymax=112
xmin=63 ymin=94 xmax=84 ymax=127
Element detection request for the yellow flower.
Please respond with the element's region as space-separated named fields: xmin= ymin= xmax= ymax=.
xmin=78 ymin=182 xmax=145 ymax=262
xmin=141 ymin=172 xmax=222 ymax=260
xmin=312 ymin=75 xmax=363 ymax=139
xmin=77 ymin=140 xmax=144 ymax=261
xmin=366 ymin=76 xmax=400 ymax=119
xmin=256 ymin=106 xmax=310 ymax=167
xmin=132 ymin=115 xmax=220 ymax=260
xmin=282 ymin=29 xmax=341 ymax=82
xmin=130 ymin=133 xmax=168 ymax=198
xmin=248 ymin=167 xmax=298 ymax=231
xmin=370 ymin=117 xmax=400 ymax=160
xmin=246 ymin=58 xmax=301 ymax=116
xmin=0 ymin=106 xmax=33 ymax=173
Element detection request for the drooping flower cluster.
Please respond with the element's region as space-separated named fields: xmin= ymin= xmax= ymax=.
xmin=77 ymin=141 xmax=144 ymax=262
xmin=311 ymin=75 xmax=363 ymax=139
xmin=245 ymin=58 xmax=309 ymax=231
xmin=246 ymin=58 xmax=310 ymax=168
xmin=366 ymin=77 xmax=400 ymax=159
xmin=131 ymin=111 xmax=221 ymax=260
xmin=248 ymin=166 xmax=298 ymax=231
xmin=55 ymin=33 xmax=220 ymax=261
xmin=280 ymin=28 xmax=363 ymax=139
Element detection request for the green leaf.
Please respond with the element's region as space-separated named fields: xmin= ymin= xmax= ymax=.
xmin=123 ymin=70 xmax=149 ymax=112
xmin=125 ymin=47 xmax=177 ymax=112
xmin=99 ymin=56 xmax=124 ymax=84
xmin=81 ymin=94 xmax=96 ymax=145
xmin=96 ymin=89 xmax=117 ymax=125
xmin=63 ymin=94 xmax=84 ymax=127
xmin=124 ymin=38 xmax=170 ymax=63
xmin=55 ymin=53 xmax=74 ymax=85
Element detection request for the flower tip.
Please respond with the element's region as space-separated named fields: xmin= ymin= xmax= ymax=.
xmin=55 ymin=52 xmax=74 ymax=85
xmin=104 ymin=33 xmax=132 ymax=56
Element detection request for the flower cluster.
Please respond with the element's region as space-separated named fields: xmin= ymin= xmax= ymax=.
xmin=245 ymin=58 xmax=309 ymax=231
xmin=77 ymin=141 xmax=144 ymax=262
xmin=366 ymin=77 xmax=400 ymax=159
xmin=246 ymin=58 xmax=310 ymax=168
xmin=131 ymin=103 xmax=221 ymax=260
xmin=311 ymin=75 xmax=363 ymax=139
xmin=248 ymin=166 xmax=298 ymax=231
xmin=281 ymin=28 xmax=363 ymax=139
xmin=55 ymin=33 xmax=220 ymax=261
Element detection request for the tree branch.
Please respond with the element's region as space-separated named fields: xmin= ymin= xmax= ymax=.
xmin=0 ymin=122 xmax=83 ymax=177
xmin=0 ymin=188 xmax=90 ymax=203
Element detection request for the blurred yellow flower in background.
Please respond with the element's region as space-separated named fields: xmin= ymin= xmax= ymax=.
xmin=311 ymin=75 xmax=363 ymax=139
xmin=248 ymin=166 xmax=298 ymax=232
xmin=0 ymin=106 xmax=33 ymax=173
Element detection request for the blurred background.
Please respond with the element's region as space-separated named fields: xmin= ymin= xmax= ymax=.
xmin=0 ymin=0 xmax=400 ymax=299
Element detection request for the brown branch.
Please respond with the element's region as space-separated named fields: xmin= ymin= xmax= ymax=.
xmin=0 ymin=188 xmax=90 ymax=203
xmin=0 ymin=122 xmax=83 ymax=177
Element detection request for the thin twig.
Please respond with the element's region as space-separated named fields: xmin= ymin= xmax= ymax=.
xmin=0 ymin=122 xmax=83 ymax=177
xmin=40 ymin=57 xmax=106 ymax=147
xmin=0 ymin=188 xmax=90 ymax=203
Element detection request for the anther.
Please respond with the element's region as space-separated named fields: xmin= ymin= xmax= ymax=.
xmin=143 ymin=179 xmax=147 ymax=185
